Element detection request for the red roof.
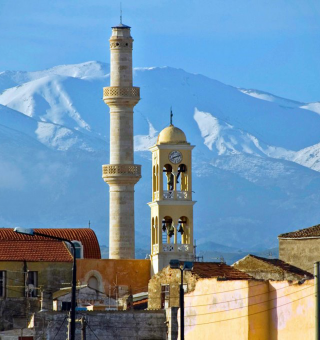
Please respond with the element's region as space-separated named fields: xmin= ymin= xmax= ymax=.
xmin=0 ymin=228 xmax=101 ymax=261
xmin=279 ymin=224 xmax=320 ymax=239
xmin=191 ymin=262 xmax=252 ymax=280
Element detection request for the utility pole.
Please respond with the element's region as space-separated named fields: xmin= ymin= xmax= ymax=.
xmin=81 ymin=316 xmax=87 ymax=340
xmin=315 ymin=261 xmax=320 ymax=340
xmin=180 ymin=270 xmax=184 ymax=340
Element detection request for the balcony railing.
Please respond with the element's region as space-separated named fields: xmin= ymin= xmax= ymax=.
xmin=152 ymin=244 xmax=191 ymax=253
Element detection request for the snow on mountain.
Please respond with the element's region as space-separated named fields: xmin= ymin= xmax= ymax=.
xmin=238 ymin=88 xmax=305 ymax=108
xmin=0 ymin=61 xmax=108 ymax=93
xmin=1 ymin=61 xmax=320 ymax=249
xmin=301 ymin=102 xmax=320 ymax=115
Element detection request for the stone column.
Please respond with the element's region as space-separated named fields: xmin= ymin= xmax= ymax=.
xmin=102 ymin=24 xmax=141 ymax=259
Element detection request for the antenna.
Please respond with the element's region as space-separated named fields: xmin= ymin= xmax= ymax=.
xmin=120 ymin=2 xmax=122 ymax=24
xmin=170 ymin=107 xmax=173 ymax=125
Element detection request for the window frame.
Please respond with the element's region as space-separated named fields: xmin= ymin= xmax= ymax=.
xmin=0 ymin=271 xmax=6 ymax=298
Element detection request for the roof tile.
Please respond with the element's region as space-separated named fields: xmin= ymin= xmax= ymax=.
xmin=191 ymin=262 xmax=252 ymax=280
xmin=0 ymin=228 xmax=101 ymax=261
xmin=279 ymin=224 xmax=320 ymax=239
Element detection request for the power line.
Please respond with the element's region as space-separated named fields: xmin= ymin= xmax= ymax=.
xmin=86 ymin=321 xmax=101 ymax=340
xmin=183 ymin=292 xmax=315 ymax=327
xmin=53 ymin=316 xmax=67 ymax=340
xmin=183 ymin=284 xmax=314 ymax=317
xmin=183 ymin=281 xmax=314 ymax=308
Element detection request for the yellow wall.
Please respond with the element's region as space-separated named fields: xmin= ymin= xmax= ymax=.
xmin=180 ymin=278 xmax=314 ymax=340
xmin=77 ymin=259 xmax=151 ymax=295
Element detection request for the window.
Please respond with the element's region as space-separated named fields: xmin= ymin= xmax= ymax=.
xmin=88 ymin=276 xmax=98 ymax=290
xmin=0 ymin=271 xmax=6 ymax=298
xmin=161 ymin=285 xmax=170 ymax=309
xmin=71 ymin=241 xmax=83 ymax=259
xmin=61 ymin=301 xmax=71 ymax=311
xmin=26 ymin=271 xmax=38 ymax=297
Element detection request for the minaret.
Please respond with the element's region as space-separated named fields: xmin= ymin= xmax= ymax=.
xmin=102 ymin=22 xmax=141 ymax=259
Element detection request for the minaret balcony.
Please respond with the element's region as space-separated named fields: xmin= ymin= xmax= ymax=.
xmin=154 ymin=190 xmax=191 ymax=201
xmin=102 ymin=164 xmax=141 ymax=185
xmin=103 ymin=86 xmax=140 ymax=99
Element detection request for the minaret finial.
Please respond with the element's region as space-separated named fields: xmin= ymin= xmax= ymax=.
xmin=120 ymin=2 xmax=122 ymax=24
xmin=170 ymin=107 xmax=173 ymax=125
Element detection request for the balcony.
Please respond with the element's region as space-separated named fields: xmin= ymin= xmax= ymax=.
xmin=153 ymin=190 xmax=191 ymax=201
xmin=152 ymin=244 xmax=191 ymax=253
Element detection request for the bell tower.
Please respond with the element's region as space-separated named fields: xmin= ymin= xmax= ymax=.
xmin=102 ymin=22 xmax=141 ymax=259
xmin=149 ymin=122 xmax=195 ymax=275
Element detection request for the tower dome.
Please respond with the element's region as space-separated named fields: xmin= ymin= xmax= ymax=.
xmin=157 ymin=125 xmax=187 ymax=144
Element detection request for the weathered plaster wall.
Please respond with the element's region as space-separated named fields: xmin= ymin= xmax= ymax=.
xmin=269 ymin=280 xmax=314 ymax=340
xmin=178 ymin=278 xmax=314 ymax=340
xmin=279 ymin=238 xmax=319 ymax=272
xmin=0 ymin=261 xmax=72 ymax=298
xmin=77 ymin=259 xmax=151 ymax=296
xmin=34 ymin=310 xmax=167 ymax=340
xmin=0 ymin=261 xmax=72 ymax=331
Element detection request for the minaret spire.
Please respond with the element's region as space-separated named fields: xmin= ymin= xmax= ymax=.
xmin=170 ymin=107 xmax=173 ymax=126
xmin=120 ymin=3 xmax=122 ymax=24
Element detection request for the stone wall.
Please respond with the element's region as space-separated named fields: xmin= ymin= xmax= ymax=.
xmin=148 ymin=266 xmax=197 ymax=310
xmin=279 ymin=238 xmax=319 ymax=272
xmin=0 ymin=298 xmax=39 ymax=331
xmin=34 ymin=310 xmax=167 ymax=340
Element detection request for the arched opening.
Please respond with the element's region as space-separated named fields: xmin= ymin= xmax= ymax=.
xmin=177 ymin=164 xmax=187 ymax=191
xmin=162 ymin=216 xmax=173 ymax=244
xmin=156 ymin=165 xmax=159 ymax=191
xmin=153 ymin=166 xmax=156 ymax=193
xmin=88 ymin=276 xmax=98 ymax=290
xmin=155 ymin=216 xmax=158 ymax=244
xmin=163 ymin=164 xmax=173 ymax=191
xmin=178 ymin=216 xmax=189 ymax=244
xmin=70 ymin=241 xmax=83 ymax=259
xmin=151 ymin=217 xmax=155 ymax=245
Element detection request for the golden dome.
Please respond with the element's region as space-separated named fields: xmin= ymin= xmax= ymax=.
xmin=157 ymin=125 xmax=187 ymax=144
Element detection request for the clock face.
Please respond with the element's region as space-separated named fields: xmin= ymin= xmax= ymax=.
xmin=169 ymin=150 xmax=183 ymax=164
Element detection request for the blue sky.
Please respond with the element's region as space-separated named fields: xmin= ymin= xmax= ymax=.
xmin=0 ymin=0 xmax=319 ymax=102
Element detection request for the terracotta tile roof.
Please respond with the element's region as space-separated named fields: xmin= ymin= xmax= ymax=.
xmin=0 ymin=240 xmax=73 ymax=262
xmin=249 ymin=255 xmax=313 ymax=278
xmin=192 ymin=262 xmax=252 ymax=280
xmin=0 ymin=228 xmax=101 ymax=261
xmin=279 ymin=224 xmax=320 ymax=239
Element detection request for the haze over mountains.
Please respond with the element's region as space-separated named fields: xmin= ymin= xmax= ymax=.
xmin=1 ymin=61 xmax=320 ymax=255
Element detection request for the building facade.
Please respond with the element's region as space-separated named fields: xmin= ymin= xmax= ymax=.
xmin=279 ymin=224 xmax=320 ymax=272
xmin=102 ymin=23 xmax=141 ymax=260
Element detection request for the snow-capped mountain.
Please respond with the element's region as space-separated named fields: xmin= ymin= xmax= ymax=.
xmin=1 ymin=61 xmax=320 ymax=250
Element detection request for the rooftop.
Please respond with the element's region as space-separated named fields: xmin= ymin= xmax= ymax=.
xmin=157 ymin=124 xmax=188 ymax=145
xmin=191 ymin=262 xmax=252 ymax=280
xmin=0 ymin=228 xmax=101 ymax=261
xmin=112 ymin=23 xmax=131 ymax=29
xmin=279 ymin=224 xmax=320 ymax=239
xmin=245 ymin=254 xmax=313 ymax=278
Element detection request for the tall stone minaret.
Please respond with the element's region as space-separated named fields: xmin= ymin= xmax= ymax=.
xmin=102 ymin=22 xmax=141 ymax=259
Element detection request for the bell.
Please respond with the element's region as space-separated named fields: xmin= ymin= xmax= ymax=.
xmin=178 ymin=224 xmax=184 ymax=235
